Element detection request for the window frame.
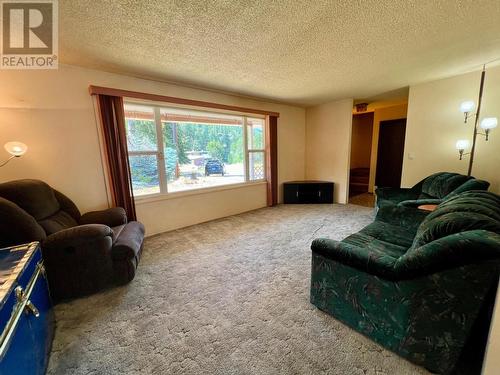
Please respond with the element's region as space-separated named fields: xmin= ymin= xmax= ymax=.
xmin=124 ymin=101 xmax=267 ymax=200
xmin=245 ymin=117 xmax=267 ymax=182
xmin=125 ymin=106 xmax=163 ymax=196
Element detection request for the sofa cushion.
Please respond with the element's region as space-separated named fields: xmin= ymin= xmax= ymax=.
xmin=419 ymin=172 xmax=471 ymax=199
xmin=356 ymin=221 xmax=416 ymax=249
xmin=38 ymin=210 xmax=79 ymax=235
xmin=412 ymin=191 xmax=500 ymax=248
xmin=413 ymin=212 xmax=500 ymax=248
xmin=442 ymin=189 xmax=500 ymax=211
xmin=343 ymin=230 xmax=409 ymax=258
xmin=446 ymin=178 xmax=490 ymax=198
xmin=111 ymin=221 xmax=145 ymax=260
xmin=0 ymin=179 xmax=60 ymax=220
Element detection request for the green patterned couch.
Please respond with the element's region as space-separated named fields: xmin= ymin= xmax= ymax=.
xmin=310 ymin=190 xmax=500 ymax=374
xmin=375 ymin=172 xmax=490 ymax=209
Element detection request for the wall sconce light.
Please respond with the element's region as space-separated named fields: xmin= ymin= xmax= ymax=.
xmin=455 ymin=65 xmax=497 ymax=176
xmin=479 ymin=117 xmax=498 ymax=141
xmin=460 ymin=100 xmax=475 ymax=123
xmin=0 ymin=141 xmax=28 ymax=167
xmin=455 ymin=139 xmax=470 ymax=160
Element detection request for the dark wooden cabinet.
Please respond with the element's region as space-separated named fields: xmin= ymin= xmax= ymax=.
xmin=283 ymin=181 xmax=334 ymax=204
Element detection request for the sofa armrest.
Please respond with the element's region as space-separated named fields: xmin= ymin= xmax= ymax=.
xmin=375 ymin=187 xmax=420 ymax=208
xmin=375 ymin=204 xmax=430 ymax=232
xmin=43 ymin=224 xmax=113 ymax=249
xmin=80 ymin=207 xmax=127 ymax=227
xmin=398 ymin=198 xmax=443 ymax=208
xmin=375 ymin=187 xmax=419 ymax=199
xmin=394 ymin=230 xmax=500 ymax=279
xmin=311 ymin=238 xmax=398 ymax=279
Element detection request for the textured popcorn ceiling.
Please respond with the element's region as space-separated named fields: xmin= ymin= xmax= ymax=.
xmin=60 ymin=0 xmax=500 ymax=106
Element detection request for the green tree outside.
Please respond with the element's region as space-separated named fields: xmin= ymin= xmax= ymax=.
xmin=206 ymin=140 xmax=225 ymax=161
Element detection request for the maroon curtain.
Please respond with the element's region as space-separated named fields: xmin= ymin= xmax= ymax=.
xmin=266 ymin=115 xmax=278 ymax=206
xmin=96 ymin=95 xmax=137 ymax=221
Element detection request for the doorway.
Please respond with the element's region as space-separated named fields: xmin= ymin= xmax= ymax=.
xmin=375 ymin=118 xmax=407 ymax=188
xmin=349 ymin=112 xmax=373 ymax=206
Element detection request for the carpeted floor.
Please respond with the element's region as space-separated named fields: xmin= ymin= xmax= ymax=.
xmin=47 ymin=204 xmax=429 ymax=375
xmin=348 ymin=193 xmax=375 ymax=208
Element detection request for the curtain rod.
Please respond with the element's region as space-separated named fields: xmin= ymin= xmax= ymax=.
xmin=89 ymin=85 xmax=280 ymax=118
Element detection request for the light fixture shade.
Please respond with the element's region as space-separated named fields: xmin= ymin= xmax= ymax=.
xmin=460 ymin=101 xmax=475 ymax=113
xmin=480 ymin=117 xmax=498 ymax=130
xmin=455 ymin=139 xmax=470 ymax=151
xmin=4 ymin=141 xmax=28 ymax=156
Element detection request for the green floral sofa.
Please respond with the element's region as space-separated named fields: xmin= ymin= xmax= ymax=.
xmin=310 ymin=190 xmax=500 ymax=374
xmin=375 ymin=172 xmax=490 ymax=209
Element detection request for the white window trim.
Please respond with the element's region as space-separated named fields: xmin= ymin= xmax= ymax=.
xmin=243 ymin=116 xmax=250 ymax=182
xmin=125 ymin=101 xmax=267 ymax=200
xmin=154 ymin=106 xmax=168 ymax=194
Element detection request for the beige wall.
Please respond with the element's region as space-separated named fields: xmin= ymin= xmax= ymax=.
xmin=350 ymin=113 xmax=373 ymax=170
xmin=137 ymin=183 xmax=267 ymax=235
xmin=402 ymin=66 xmax=500 ymax=193
xmin=368 ymin=103 xmax=408 ymax=192
xmin=0 ymin=64 xmax=306 ymax=235
xmin=305 ymin=99 xmax=353 ymax=203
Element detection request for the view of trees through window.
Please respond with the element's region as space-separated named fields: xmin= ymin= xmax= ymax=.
xmin=125 ymin=104 xmax=266 ymax=196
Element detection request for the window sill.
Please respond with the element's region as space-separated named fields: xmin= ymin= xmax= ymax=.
xmin=134 ymin=180 xmax=267 ymax=205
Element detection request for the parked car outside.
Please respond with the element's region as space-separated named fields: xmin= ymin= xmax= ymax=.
xmin=205 ymin=159 xmax=225 ymax=176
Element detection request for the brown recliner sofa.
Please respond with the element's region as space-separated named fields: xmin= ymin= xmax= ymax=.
xmin=0 ymin=179 xmax=145 ymax=302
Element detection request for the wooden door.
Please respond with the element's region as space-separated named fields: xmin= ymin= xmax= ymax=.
xmin=375 ymin=119 xmax=407 ymax=188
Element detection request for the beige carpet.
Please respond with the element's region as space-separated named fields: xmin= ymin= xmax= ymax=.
xmin=48 ymin=204 xmax=429 ymax=375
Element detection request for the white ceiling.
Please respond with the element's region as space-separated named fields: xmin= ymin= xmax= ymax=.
xmin=60 ymin=1 xmax=500 ymax=106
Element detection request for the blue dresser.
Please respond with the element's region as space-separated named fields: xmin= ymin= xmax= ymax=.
xmin=0 ymin=242 xmax=55 ymax=375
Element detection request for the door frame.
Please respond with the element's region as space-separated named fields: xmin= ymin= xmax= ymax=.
xmin=348 ymin=112 xmax=374 ymax=198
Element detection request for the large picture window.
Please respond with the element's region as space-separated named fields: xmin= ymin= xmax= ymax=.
xmin=124 ymin=103 xmax=266 ymax=197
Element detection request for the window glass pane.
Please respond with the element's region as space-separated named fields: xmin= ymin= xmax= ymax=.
xmin=249 ymin=151 xmax=265 ymax=181
xmin=247 ymin=118 xmax=265 ymax=150
xmin=128 ymin=154 xmax=160 ymax=196
xmin=160 ymin=107 xmax=245 ymax=192
xmin=124 ymin=104 xmax=157 ymax=151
